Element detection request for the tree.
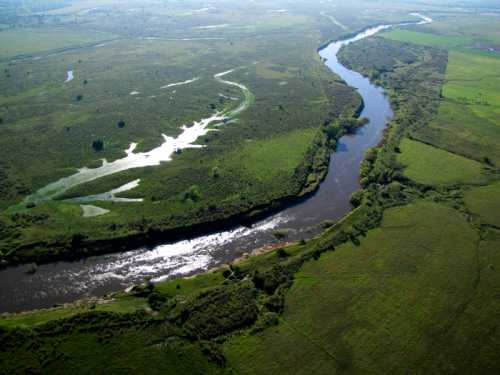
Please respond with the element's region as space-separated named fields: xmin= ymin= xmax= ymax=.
xmin=211 ymin=166 xmax=220 ymax=178
xmin=117 ymin=119 xmax=125 ymax=128
xmin=182 ymin=185 xmax=202 ymax=202
xmin=92 ymin=139 xmax=104 ymax=151
xmin=76 ymin=94 xmax=83 ymax=101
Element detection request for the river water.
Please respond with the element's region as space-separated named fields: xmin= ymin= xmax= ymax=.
xmin=0 ymin=15 xmax=431 ymax=313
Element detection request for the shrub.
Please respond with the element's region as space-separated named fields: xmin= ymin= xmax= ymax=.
xmin=211 ymin=166 xmax=221 ymax=178
xmin=147 ymin=292 xmax=166 ymax=311
xmin=276 ymin=248 xmax=289 ymax=259
xmin=321 ymin=220 xmax=335 ymax=229
xmin=117 ymin=120 xmax=125 ymax=128
xmin=92 ymin=139 xmax=104 ymax=152
xmin=350 ymin=190 xmax=364 ymax=207
xmin=181 ymin=185 xmax=202 ymax=202
xmin=272 ymin=229 xmax=289 ymax=239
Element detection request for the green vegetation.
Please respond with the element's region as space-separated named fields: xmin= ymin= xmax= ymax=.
xmin=1 ymin=2 xmax=500 ymax=374
xmin=0 ymin=0 xmax=371 ymax=265
xmin=380 ymin=16 xmax=500 ymax=168
xmin=397 ymin=138 xmax=484 ymax=186
xmin=0 ymin=28 xmax=116 ymax=60
xmin=464 ymin=181 xmax=500 ymax=227
xmin=383 ymin=29 xmax=473 ymax=48
xmin=224 ymin=201 xmax=499 ymax=374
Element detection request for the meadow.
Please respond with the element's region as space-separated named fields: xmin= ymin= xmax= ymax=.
xmin=224 ymin=201 xmax=499 ymax=374
xmin=397 ymin=138 xmax=485 ymax=186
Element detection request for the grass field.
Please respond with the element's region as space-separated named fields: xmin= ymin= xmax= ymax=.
xmin=381 ymin=16 xmax=500 ymax=167
xmin=224 ymin=201 xmax=500 ymax=374
xmin=397 ymin=138 xmax=484 ymax=186
xmin=464 ymin=181 xmax=500 ymax=228
xmin=382 ymin=29 xmax=473 ymax=48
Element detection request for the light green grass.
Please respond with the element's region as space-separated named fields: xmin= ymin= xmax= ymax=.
xmin=223 ymin=128 xmax=318 ymax=183
xmin=225 ymin=201 xmax=500 ymax=374
xmin=464 ymin=181 xmax=500 ymax=227
xmin=382 ymin=29 xmax=472 ymax=48
xmin=414 ymin=49 xmax=500 ymax=166
xmin=443 ymin=51 xmax=500 ymax=123
xmin=397 ymin=138 xmax=483 ymax=186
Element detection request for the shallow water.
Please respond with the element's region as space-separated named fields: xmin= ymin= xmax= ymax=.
xmin=64 ymin=70 xmax=74 ymax=83
xmin=0 ymin=14 xmax=431 ymax=313
xmin=20 ymin=71 xmax=251 ymax=207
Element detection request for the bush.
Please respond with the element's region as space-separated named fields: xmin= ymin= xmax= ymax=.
xmin=276 ymin=248 xmax=289 ymax=259
xmin=148 ymin=292 xmax=166 ymax=311
xmin=92 ymin=139 xmax=104 ymax=151
xmin=350 ymin=190 xmax=364 ymax=207
xmin=181 ymin=185 xmax=202 ymax=203
xmin=117 ymin=120 xmax=126 ymax=128
xmin=211 ymin=166 xmax=221 ymax=178
xmin=321 ymin=220 xmax=335 ymax=229
xmin=272 ymin=229 xmax=289 ymax=239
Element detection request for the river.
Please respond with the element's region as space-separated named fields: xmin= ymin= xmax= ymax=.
xmin=0 ymin=14 xmax=431 ymax=313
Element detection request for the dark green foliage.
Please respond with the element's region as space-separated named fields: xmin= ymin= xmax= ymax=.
xmin=276 ymin=248 xmax=289 ymax=259
xmin=272 ymin=229 xmax=288 ymax=239
xmin=211 ymin=166 xmax=220 ymax=179
xmin=147 ymin=292 xmax=166 ymax=311
xmin=181 ymin=185 xmax=202 ymax=203
xmin=117 ymin=120 xmax=125 ymax=128
xmin=350 ymin=190 xmax=364 ymax=207
xmin=91 ymin=139 xmax=104 ymax=152
xmin=169 ymin=281 xmax=259 ymax=340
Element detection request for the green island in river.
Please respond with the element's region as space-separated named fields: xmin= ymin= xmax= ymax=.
xmin=1 ymin=0 xmax=500 ymax=373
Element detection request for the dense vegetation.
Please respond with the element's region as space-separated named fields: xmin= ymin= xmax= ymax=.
xmin=1 ymin=1 xmax=500 ymax=374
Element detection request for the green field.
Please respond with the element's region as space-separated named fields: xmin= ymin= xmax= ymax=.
xmin=381 ymin=17 xmax=500 ymax=167
xmin=397 ymin=138 xmax=484 ymax=186
xmin=464 ymin=181 xmax=500 ymax=227
xmin=224 ymin=201 xmax=500 ymax=374
xmin=382 ymin=29 xmax=473 ymax=48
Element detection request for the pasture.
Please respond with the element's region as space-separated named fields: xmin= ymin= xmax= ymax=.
xmin=397 ymin=138 xmax=484 ymax=186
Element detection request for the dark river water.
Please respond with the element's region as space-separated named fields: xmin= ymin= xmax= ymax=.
xmin=0 ymin=25 xmax=397 ymax=313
